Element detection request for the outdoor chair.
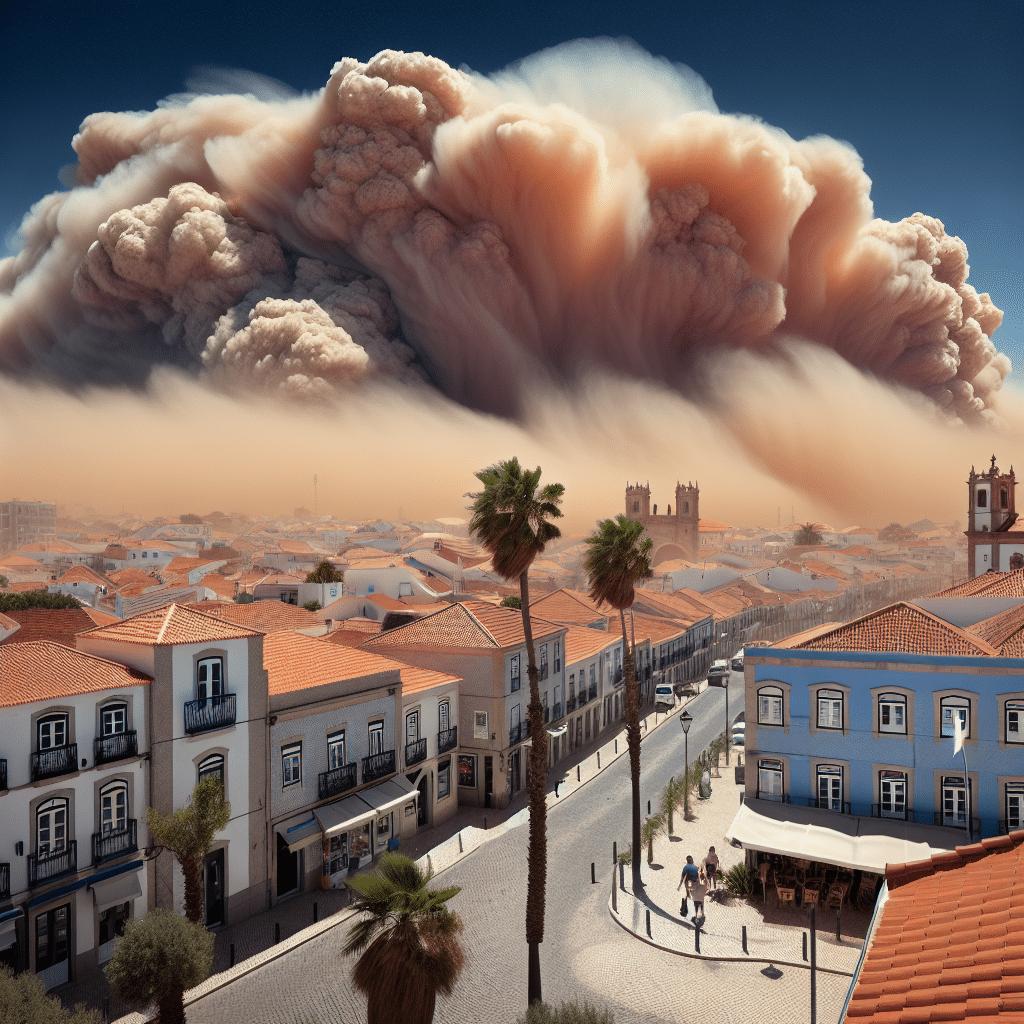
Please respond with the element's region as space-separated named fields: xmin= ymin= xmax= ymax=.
xmin=757 ymin=862 xmax=770 ymax=904
xmin=774 ymin=872 xmax=797 ymax=908
xmin=800 ymin=881 xmax=821 ymax=907
xmin=826 ymin=882 xmax=848 ymax=910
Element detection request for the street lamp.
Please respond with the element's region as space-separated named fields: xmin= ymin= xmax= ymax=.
xmin=724 ymin=671 xmax=730 ymax=767
xmin=679 ymin=711 xmax=692 ymax=820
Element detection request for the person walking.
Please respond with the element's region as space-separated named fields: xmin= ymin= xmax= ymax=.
xmin=690 ymin=868 xmax=709 ymax=926
xmin=677 ymin=855 xmax=699 ymax=916
xmin=702 ymin=846 xmax=721 ymax=890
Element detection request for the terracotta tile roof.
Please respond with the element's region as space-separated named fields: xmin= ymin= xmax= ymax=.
xmin=530 ymin=588 xmax=608 ymax=627
xmin=162 ymin=557 xmax=225 ymax=576
xmin=0 ymin=607 xmax=98 ymax=647
xmin=399 ymin=664 xmax=462 ymax=696
xmin=81 ymin=603 xmax=264 ymax=646
xmin=965 ymin=603 xmax=1024 ymax=658
xmin=698 ymin=518 xmax=732 ymax=532
xmin=321 ymin=618 xmax=383 ymax=648
xmin=54 ymin=565 xmax=112 ymax=588
xmin=843 ymin=831 xmax=1024 ymax=1023
xmin=628 ymin=610 xmax=689 ymax=644
xmin=933 ymin=568 xmax=1024 ymax=598
xmin=185 ymin=600 xmax=320 ymax=633
xmin=81 ymin=607 xmax=121 ymax=627
xmin=0 ymin=611 xmax=18 ymax=631
xmin=362 ymin=594 xmax=409 ymax=610
xmin=786 ymin=602 xmax=998 ymax=657
xmin=107 ymin=568 xmax=159 ymax=587
xmin=264 ymin=631 xmax=403 ymax=693
xmin=0 ymin=640 xmax=151 ymax=707
xmin=462 ymin=600 xmax=562 ymax=647
xmin=563 ymin=625 xmax=618 ymax=662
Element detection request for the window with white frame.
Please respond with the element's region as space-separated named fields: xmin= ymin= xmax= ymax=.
xmin=405 ymin=709 xmax=420 ymax=745
xmin=36 ymin=797 xmax=68 ymax=855
xmin=100 ymin=781 xmax=128 ymax=835
xmin=757 ymin=686 xmax=783 ymax=726
xmin=197 ymin=656 xmax=223 ymax=703
xmin=368 ymin=721 xmax=384 ymax=756
xmin=1006 ymin=782 xmax=1023 ymax=831
xmin=510 ymin=654 xmax=521 ymax=692
xmin=878 ymin=693 xmax=907 ymax=734
xmin=100 ymin=703 xmax=127 ymax=737
xmin=757 ymin=758 xmax=784 ymax=802
xmin=198 ymin=753 xmax=224 ymax=785
xmin=327 ymin=730 xmax=346 ymax=770
xmin=816 ymin=764 xmax=843 ymax=811
xmin=941 ymin=775 xmax=969 ymax=827
xmin=878 ymin=770 xmax=907 ymax=819
xmin=554 ymin=640 xmax=561 ymax=673
xmin=1005 ymin=699 xmax=1024 ymax=743
xmin=438 ymin=701 xmax=450 ymax=734
xmin=568 ymin=674 xmax=575 ymax=702
xmin=37 ymin=713 xmax=68 ymax=750
xmin=940 ymin=696 xmax=970 ymax=739
xmin=817 ymin=689 xmax=844 ymax=730
xmin=473 ymin=711 xmax=488 ymax=740
xmin=282 ymin=743 xmax=301 ymax=787
xmin=437 ymin=758 xmax=451 ymax=800
xmin=540 ymin=645 xmax=549 ymax=681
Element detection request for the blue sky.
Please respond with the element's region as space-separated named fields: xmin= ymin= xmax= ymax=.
xmin=2 ymin=0 xmax=1021 ymax=381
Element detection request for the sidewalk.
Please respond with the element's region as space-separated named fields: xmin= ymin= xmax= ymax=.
xmin=607 ymin=758 xmax=871 ymax=977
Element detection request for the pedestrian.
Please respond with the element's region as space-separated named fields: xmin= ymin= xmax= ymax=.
xmin=690 ymin=868 xmax=709 ymax=926
xmin=702 ymin=846 xmax=721 ymax=890
xmin=677 ymin=855 xmax=699 ymax=915
xmin=553 ymin=777 xmax=561 ymax=798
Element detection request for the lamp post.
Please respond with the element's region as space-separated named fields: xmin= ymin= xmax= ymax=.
xmin=724 ymin=671 xmax=730 ymax=767
xmin=680 ymin=711 xmax=692 ymax=820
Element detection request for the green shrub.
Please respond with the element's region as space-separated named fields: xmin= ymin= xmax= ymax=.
xmin=501 ymin=595 xmax=522 ymax=609
xmin=516 ymin=998 xmax=615 ymax=1023
xmin=723 ymin=862 xmax=754 ymax=897
xmin=0 ymin=965 xmax=99 ymax=1023
xmin=303 ymin=600 xmax=322 ymax=612
xmin=0 ymin=591 xmax=82 ymax=611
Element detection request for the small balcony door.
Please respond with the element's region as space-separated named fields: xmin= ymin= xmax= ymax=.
xmin=197 ymin=658 xmax=223 ymax=704
xmin=942 ymin=777 xmax=968 ymax=827
xmin=406 ymin=710 xmax=419 ymax=745
xmin=204 ymin=849 xmax=225 ymax=927
xmin=817 ymin=766 xmax=842 ymax=810
xmin=879 ymin=772 xmax=906 ymax=819
xmin=35 ymin=903 xmax=70 ymax=989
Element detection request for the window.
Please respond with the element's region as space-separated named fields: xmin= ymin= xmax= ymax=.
xmin=879 ymin=770 xmax=907 ymax=819
xmin=977 ymin=489 xmax=987 ymax=508
xmin=100 ymin=781 xmax=128 ymax=835
xmin=816 ymin=764 xmax=843 ymax=811
xmin=282 ymin=743 xmax=301 ymax=787
xmin=458 ymin=754 xmax=476 ymax=788
xmin=757 ymin=759 xmax=784 ymax=802
xmin=510 ymin=654 xmax=521 ymax=692
xmin=589 ymin=665 xmax=596 ymax=692
xmin=941 ymin=775 xmax=968 ymax=827
xmin=438 ymin=701 xmax=450 ymax=734
xmin=817 ymin=689 xmax=844 ymax=730
xmin=368 ymin=721 xmax=384 ymax=756
xmin=38 ymin=713 xmax=68 ymax=750
xmin=1006 ymin=700 xmax=1024 ymax=743
xmin=197 ymin=753 xmax=224 ymax=785
xmin=101 ymin=703 xmax=127 ymax=737
xmin=940 ymin=696 xmax=970 ymax=739
xmin=473 ymin=711 xmax=488 ymax=740
xmin=554 ymin=641 xmax=561 ymax=673
xmin=328 ymin=730 xmax=346 ymax=770
xmin=142 ymin=551 xmax=148 ymax=558
xmin=1006 ymin=783 xmax=1023 ymax=831
xmin=540 ymin=645 xmax=549 ymax=681
xmin=37 ymin=797 xmax=68 ymax=855
xmin=197 ymin=657 xmax=223 ymax=703
xmin=99 ymin=902 xmax=129 ymax=948
xmin=405 ymin=710 xmax=420 ymax=745
xmin=437 ymin=759 xmax=451 ymax=800
xmin=1001 ymin=487 xmax=1009 ymax=509
xmin=568 ymin=675 xmax=575 ymax=701
xmin=757 ymin=686 xmax=783 ymax=726
xmin=878 ymin=693 xmax=907 ymax=734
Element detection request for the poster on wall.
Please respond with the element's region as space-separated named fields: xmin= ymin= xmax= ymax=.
xmin=458 ymin=754 xmax=476 ymax=788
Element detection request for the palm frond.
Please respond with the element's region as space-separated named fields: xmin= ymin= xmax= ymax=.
xmin=584 ymin=515 xmax=653 ymax=611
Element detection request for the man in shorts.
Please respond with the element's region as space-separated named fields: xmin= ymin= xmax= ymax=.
xmin=677 ymin=855 xmax=699 ymax=915
xmin=690 ymin=869 xmax=709 ymax=925
xmin=702 ymin=846 xmax=720 ymax=890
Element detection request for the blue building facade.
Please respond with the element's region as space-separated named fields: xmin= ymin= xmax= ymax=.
xmin=745 ymin=646 xmax=1024 ymax=841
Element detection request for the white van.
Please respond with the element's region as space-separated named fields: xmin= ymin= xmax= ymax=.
xmin=655 ymin=683 xmax=676 ymax=709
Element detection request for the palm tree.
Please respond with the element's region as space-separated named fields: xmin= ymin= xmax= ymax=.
xmin=344 ymin=853 xmax=465 ymax=1024
xmin=584 ymin=515 xmax=653 ymax=891
xmin=794 ymin=522 xmax=823 ymax=546
xmin=467 ymin=457 xmax=564 ymax=1007
xmin=146 ymin=777 xmax=230 ymax=924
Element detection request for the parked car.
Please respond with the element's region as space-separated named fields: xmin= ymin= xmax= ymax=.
xmin=655 ymin=683 xmax=676 ymax=709
xmin=731 ymin=650 xmax=745 ymax=672
xmin=731 ymin=720 xmax=746 ymax=746
xmin=707 ymin=659 xmax=730 ymax=686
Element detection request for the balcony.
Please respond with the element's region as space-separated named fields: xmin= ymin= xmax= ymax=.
xmin=509 ymin=722 xmax=525 ymax=746
xmin=794 ymin=796 xmax=851 ymax=815
xmin=934 ymin=812 xmax=981 ymax=835
xmin=31 ymin=744 xmax=79 ymax=782
xmin=405 ymin=738 xmax=427 ymax=769
xmin=0 ymin=757 xmax=6 ymax=790
xmin=183 ymin=694 xmax=236 ymax=735
xmin=318 ymin=762 xmax=358 ymax=801
xmin=28 ymin=841 xmax=77 ymax=887
xmin=0 ymin=862 xmax=8 ymax=901
xmin=613 ymin=669 xmax=624 ymax=686
xmin=362 ymin=750 xmax=396 ymax=784
xmin=437 ymin=726 xmax=458 ymax=754
xmin=93 ymin=820 xmax=138 ymax=865
xmin=871 ymin=803 xmax=911 ymax=821
xmin=588 ymin=684 xmax=597 ymax=702
xmin=566 ymin=697 xmax=577 ymax=714
xmin=998 ymin=819 xmax=1022 ymax=835
xmin=756 ymin=791 xmax=790 ymax=804
xmin=553 ymin=703 xmax=563 ymax=721
xmin=94 ymin=731 xmax=138 ymax=766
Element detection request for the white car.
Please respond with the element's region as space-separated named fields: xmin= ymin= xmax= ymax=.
xmin=708 ymin=659 xmax=730 ymax=686
xmin=731 ymin=721 xmax=746 ymax=746
xmin=655 ymin=684 xmax=676 ymax=709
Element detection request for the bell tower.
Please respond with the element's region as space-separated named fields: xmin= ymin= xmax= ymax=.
xmin=966 ymin=455 xmax=1020 ymax=577
xmin=626 ymin=482 xmax=651 ymax=522
xmin=675 ymin=481 xmax=699 ymax=558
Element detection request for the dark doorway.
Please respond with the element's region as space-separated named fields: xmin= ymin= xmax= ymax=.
xmin=276 ymin=832 xmax=299 ymax=898
xmin=35 ymin=903 xmax=70 ymax=988
xmin=510 ymin=749 xmax=521 ymax=795
xmin=484 ymin=756 xmax=493 ymax=808
xmin=417 ymin=774 xmax=429 ymax=827
xmin=204 ymin=848 xmax=225 ymax=927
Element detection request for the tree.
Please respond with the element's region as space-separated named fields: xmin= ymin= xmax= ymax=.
xmin=467 ymin=457 xmax=564 ymax=1006
xmin=303 ymin=600 xmax=322 ymax=612
xmin=500 ymin=595 xmax=522 ymax=609
xmin=794 ymin=522 xmax=822 ymax=546
xmin=234 ymin=592 xmax=254 ymax=604
xmin=179 ymin=513 xmax=203 ymax=524
xmin=0 ymin=590 xmax=82 ymax=612
xmin=306 ymin=560 xmax=343 ymax=584
xmin=146 ymin=777 xmax=230 ymax=924
xmin=0 ymin=964 xmax=100 ymax=1024
xmin=879 ymin=522 xmax=914 ymax=543
xmin=515 ymin=1000 xmax=615 ymax=1024
xmin=0 ymin=575 xmax=8 ymax=588
xmin=344 ymin=853 xmax=464 ymax=1024
xmin=584 ymin=515 xmax=653 ymax=892
xmin=105 ymin=909 xmax=214 ymax=1024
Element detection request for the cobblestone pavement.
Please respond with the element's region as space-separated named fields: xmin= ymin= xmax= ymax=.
xmin=101 ymin=681 xmax=864 ymax=1024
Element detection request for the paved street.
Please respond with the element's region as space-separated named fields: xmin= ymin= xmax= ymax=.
xmin=110 ymin=677 xmax=859 ymax=1024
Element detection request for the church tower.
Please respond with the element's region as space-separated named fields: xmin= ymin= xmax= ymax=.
xmin=966 ymin=455 xmax=1021 ymax=577
xmin=626 ymin=482 xmax=651 ymax=521
xmin=675 ymin=481 xmax=699 ymax=559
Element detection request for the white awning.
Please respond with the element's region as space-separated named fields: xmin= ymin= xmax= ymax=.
xmin=359 ymin=776 xmax=418 ymax=814
xmin=314 ymin=795 xmax=377 ymax=837
xmin=277 ymin=813 xmax=323 ymax=853
xmin=546 ymin=725 xmax=568 ymax=737
xmin=0 ymin=910 xmax=22 ymax=949
xmin=725 ymin=801 xmax=954 ymax=875
xmin=89 ymin=869 xmax=143 ymax=912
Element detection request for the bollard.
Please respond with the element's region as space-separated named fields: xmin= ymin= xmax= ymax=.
xmin=577 ymin=765 xmax=581 ymax=782
xmin=597 ymin=752 xmax=601 ymax=768
xmin=646 ymin=908 xmax=652 ymax=938
xmin=742 ymin=925 xmax=748 ymax=954
xmin=591 ymin=862 xmax=596 ymax=884
xmin=230 ymin=943 xmax=235 ymax=967
xmin=458 ymin=831 xmax=463 ymax=853
xmin=615 ymin=739 xmax=618 ymax=753
xmin=695 ymin=923 xmax=701 ymax=954
xmin=647 ymin=800 xmax=651 ymax=814
xmin=810 ymin=904 xmax=818 ymax=1024
xmin=613 ymin=841 xmax=617 ymax=865
xmin=836 ymin=911 xmax=841 ymax=942
xmin=611 ymin=864 xmax=617 ymax=913
xmin=619 ymin=861 xmax=625 ymax=891
xmin=803 ymin=932 xmax=808 ymax=961
xmin=275 ymin=922 xmax=281 ymax=944
xmin=313 ymin=901 xmax=318 ymax=924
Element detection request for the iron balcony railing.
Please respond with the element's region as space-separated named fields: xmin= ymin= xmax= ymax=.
xmin=613 ymin=669 xmax=624 ymax=686
xmin=588 ymin=684 xmax=598 ymax=702
xmin=543 ymin=707 xmax=550 ymax=725
xmin=566 ymin=697 xmax=577 ymax=714
xmin=935 ymin=812 xmax=981 ymax=835
xmin=998 ymin=820 xmax=1021 ymax=835
xmin=437 ymin=726 xmax=458 ymax=754
xmin=756 ymin=791 xmax=790 ymax=804
xmin=93 ymin=820 xmax=138 ymax=865
xmin=405 ymin=738 xmax=427 ymax=768
xmin=0 ymin=757 xmax=6 ymax=790
xmin=318 ymin=762 xmax=358 ymax=801
xmin=362 ymin=750 xmax=396 ymax=784
xmin=553 ymin=703 xmax=563 ymax=721
xmin=28 ymin=841 xmax=77 ymax=887
xmin=183 ymin=694 xmax=236 ymax=735
xmin=0 ymin=862 xmax=9 ymax=901
xmin=871 ymin=803 xmax=911 ymax=821
xmin=793 ymin=796 xmax=851 ymax=814
xmin=31 ymin=744 xmax=78 ymax=782
xmin=94 ymin=731 xmax=138 ymax=766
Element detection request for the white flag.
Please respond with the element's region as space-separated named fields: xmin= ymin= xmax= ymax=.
xmin=953 ymin=713 xmax=964 ymax=756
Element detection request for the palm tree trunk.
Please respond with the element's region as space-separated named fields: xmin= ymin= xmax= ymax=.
xmin=157 ymin=984 xmax=186 ymax=1024
xmin=182 ymin=856 xmax=203 ymax=925
xmin=620 ymin=609 xmax=643 ymax=892
xmin=520 ymin=569 xmax=546 ymax=1006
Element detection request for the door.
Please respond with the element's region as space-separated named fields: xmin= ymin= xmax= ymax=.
xmin=758 ymin=762 xmax=783 ymax=802
xmin=276 ymin=832 xmax=299 ymax=898
xmin=484 ymin=756 xmax=493 ymax=809
xmin=417 ymin=774 xmax=429 ymax=827
xmin=509 ymin=749 xmax=521 ymax=795
xmin=879 ymin=773 xmax=906 ymax=819
xmin=35 ymin=903 xmax=70 ymax=989
xmin=204 ymin=849 xmax=225 ymax=927
xmin=942 ymin=778 xmax=967 ymax=827
xmin=817 ymin=768 xmax=842 ymax=810
xmin=405 ymin=710 xmax=419 ymax=745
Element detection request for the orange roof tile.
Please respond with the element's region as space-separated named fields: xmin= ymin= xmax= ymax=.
xmin=399 ymin=664 xmax=461 ymax=696
xmin=530 ymin=588 xmax=608 ymax=627
xmin=81 ymin=607 xmax=121 ymax=627
xmin=107 ymin=568 xmax=159 ymax=587
xmin=844 ymin=832 xmax=1024 ymax=1023
xmin=933 ymin=568 xmax=1024 ymax=598
xmin=563 ymin=625 xmax=618 ymax=662
xmin=81 ymin=603 xmax=264 ymax=646
xmin=965 ymin=603 xmax=1024 ymax=658
xmin=186 ymin=600 xmax=320 ymax=633
xmin=55 ymin=565 xmax=112 ymax=588
xmin=264 ymin=631 xmax=403 ymax=693
xmin=0 ymin=607 xmax=98 ymax=647
xmin=0 ymin=640 xmax=151 ymax=707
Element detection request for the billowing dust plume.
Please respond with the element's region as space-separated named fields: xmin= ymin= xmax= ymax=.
xmin=0 ymin=40 xmax=1019 ymax=523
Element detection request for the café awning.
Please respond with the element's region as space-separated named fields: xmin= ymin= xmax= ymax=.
xmin=314 ymin=795 xmax=377 ymax=838
xmin=0 ymin=909 xmax=23 ymax=949
xmin=358 ymin=776 xmax=418 ymax=815
xmin=89 ymin=868 xmax=143 ymax=912
xmin=725 ymin=800 xmax=954 ymax=875
xmin=277 ymin=813 xmax=323 ymax=853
